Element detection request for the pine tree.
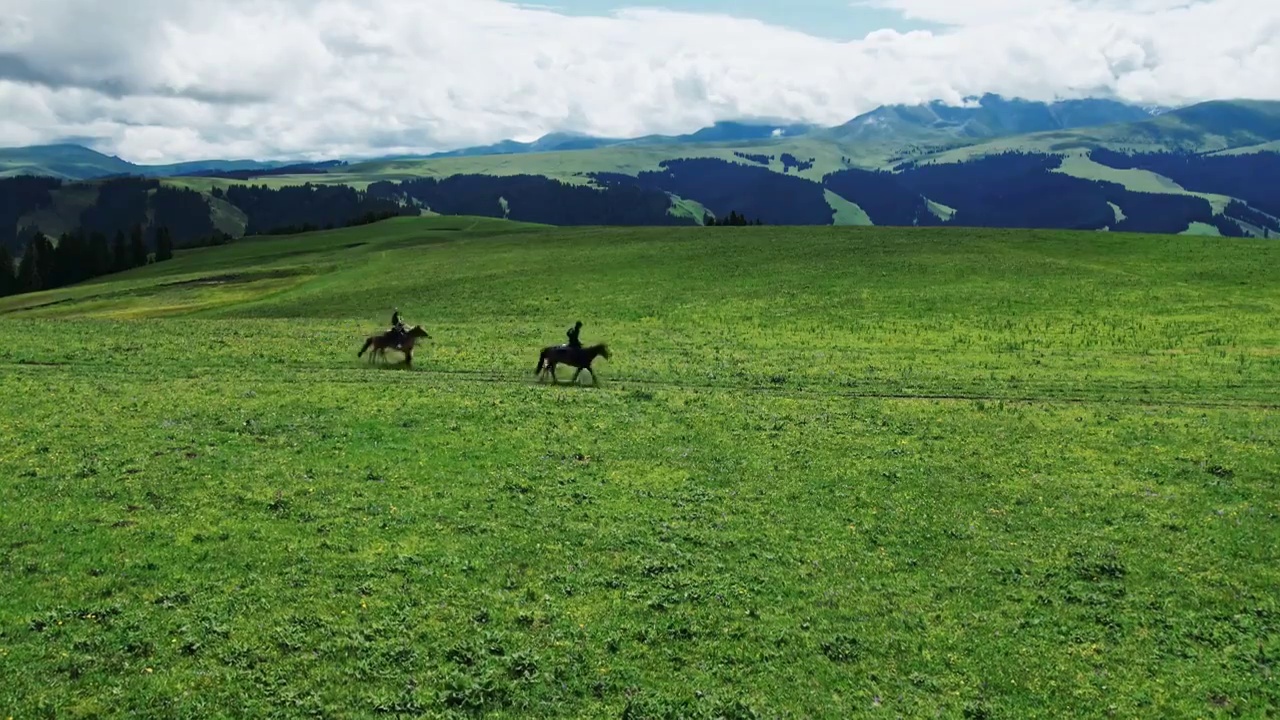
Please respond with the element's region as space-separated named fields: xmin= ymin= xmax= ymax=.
xmin=0 ymin=244 xmax=16 ymax=297
xmin=112 ymin=230 xmax=128 ymax=272
xmin=54 ymin=231 xmax=89 ymax=287
xmin=54 ymin=232 xmax=73 ymax=287
xmin=88 ymin=232 xmax=110 ymax=278
xmin=16 ymin=234 xmax=46 ymax=293
xmin=130 ymin=223 xmax=148 ymax=267
xmin=155 ymin=226 xmax=174 ymax=261
xmin=28 ymin=232 xmax=55 ymax=288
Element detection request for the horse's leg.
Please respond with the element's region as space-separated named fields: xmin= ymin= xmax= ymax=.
xmin=404 ymin=348 xmax=412 ymax=368
xmin=549 ymin=363 xmax=559 ymax=384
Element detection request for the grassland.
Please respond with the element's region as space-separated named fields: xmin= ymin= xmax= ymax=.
xmin=2 ymin=217 xmax=1278 ymax=718
xmin=822 ymin=190 xmax=872 ymax=226
xmin=1053 ymin=153 xmax=1234 ymax=214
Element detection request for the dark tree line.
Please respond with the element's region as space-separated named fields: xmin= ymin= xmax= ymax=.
xmin=0 ymin=244 xmax=17 ymax=297
xmin=1 ymin=176 xmax=62 ymax=251
xmin=80 ymin=177 xmax=153 ymax=239
xmin=594 ymin=159 xmax=835 ymax=225
xmin=1223 ymin=200 xmax=1277 ymax=236
xmin=704 ymin=210 xmax=763 ymax=226
xmin=77 ymin=178 xmax=226 ymax=247
xmin=0 ymin=175 xmax=227 ymax=253
xmin=877 ymin=151 xmax=1233 ymax=234
xmin=821 ymin=168 xmax=941 ymax=226
xmin=1090 ymin=149 xmax=1280 ymax=219
xmin=0 ymin=223 xmax=176 ymax=297
xmin=780 ymin=154 xmax=816 ymax=172
xmin=224 ymin=182 xmax=416 ymax=235
xmin=6 ymin=148 xmax=1276 ymax=256
xmin=371 ymin=174 xmax=689 ymax=226
xmin=193 ymin=160 xmax=348 ymax=180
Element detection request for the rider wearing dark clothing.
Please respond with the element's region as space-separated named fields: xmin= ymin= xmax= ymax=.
xmin=389 ymin=308 xmax=407 ymax=343
xmin=566 ymin=321 xmax=583 ymax=349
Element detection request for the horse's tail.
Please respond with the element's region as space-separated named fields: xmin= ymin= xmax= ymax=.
xmin=534 ymin=349 xmax=546 ymax=375
xmin=358 ymin=337 xmax=373 ymax=357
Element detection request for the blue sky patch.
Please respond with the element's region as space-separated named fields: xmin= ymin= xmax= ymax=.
xmin=520 ymin=0 xmax=938 ymax=40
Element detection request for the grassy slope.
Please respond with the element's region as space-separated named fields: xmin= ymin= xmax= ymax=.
xmin=2 ymin=217 xmax=1278 ymax=718
xmin=15 ymin=183 xmax=102 ymax=238
xmin=207 ymin=194 xmax=250 ymax=237
xmin=1210 ymin=140 xmax=1280 ymax=156
xmin=1107 ymin=201 xmax=1126 ymax=225
xmin=1181 ymin=221 xmax=1223 ymax=236
xmin=1052 ymin=152 xmax=1235 ymax=213
xmin=823 ymin=190 xmax=872 ymax=226
xmin=665 ymin=194 xmax=710 ymax=224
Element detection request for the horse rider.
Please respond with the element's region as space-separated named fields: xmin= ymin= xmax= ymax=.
xmin=566 ymin=320 xmax=583 ymax=350
xmin=389 ymin=307 xmax=407 ymax=345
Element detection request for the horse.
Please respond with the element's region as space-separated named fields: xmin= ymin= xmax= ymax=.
xmin=535 ymin=343 xmax=611 ymax=385
xmin=358 ymin=325 xmax=431 ymax=367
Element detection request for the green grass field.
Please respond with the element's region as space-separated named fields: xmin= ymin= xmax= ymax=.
xmin=2 ymin=217 xmax=1278 ymax=718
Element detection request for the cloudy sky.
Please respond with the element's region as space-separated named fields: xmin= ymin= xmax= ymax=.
xmin=0 ymin=0 xmax=1276 ymax=164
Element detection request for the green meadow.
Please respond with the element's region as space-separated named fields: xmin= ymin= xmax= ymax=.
xmin=2 ymin=217 xmax=1278 ymax=718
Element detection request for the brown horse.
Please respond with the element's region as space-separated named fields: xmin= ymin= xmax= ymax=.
xmin=358 ymin=325 xmax=431 ymax=367
xmin=535 ymin=343 xmax=611 ymax=385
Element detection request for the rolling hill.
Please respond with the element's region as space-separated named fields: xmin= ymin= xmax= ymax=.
xmin=0 ymin=144 xmax=301 ymax=182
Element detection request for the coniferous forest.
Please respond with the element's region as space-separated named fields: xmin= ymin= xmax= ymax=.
xmin=3 ymin=144 xmax=1277 ymax=296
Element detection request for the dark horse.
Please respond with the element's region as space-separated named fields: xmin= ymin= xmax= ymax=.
xmin=358 ymin=325 xmax=431 ymax=367
xmin=535 ymin=343 xmax=610 ymax=385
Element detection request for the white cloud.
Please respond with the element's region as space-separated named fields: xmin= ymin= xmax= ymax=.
xmin=0 ymin=0 xmax=1275 ymax=163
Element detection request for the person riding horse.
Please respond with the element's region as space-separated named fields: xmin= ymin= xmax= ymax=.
xmin=566 ymin=321 xmax=583 ymax=350
xmin=389 ymin=308 xmax=407 ymax=346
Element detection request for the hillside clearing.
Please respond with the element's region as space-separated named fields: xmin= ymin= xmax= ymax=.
xmin=823 ymin=190 xmax=872 ymax=226
xmin=1053 ymin=153 xmax=1234 ymax=213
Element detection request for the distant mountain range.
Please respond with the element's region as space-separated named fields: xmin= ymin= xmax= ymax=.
xmin=821 ymin=94 xmax=1165 ymax=144
xmin=1 ymin=94 xmax=1172 ymax=181
xmin=0 ymin=144 xmax=308 ymax=182
xmin=2 ymin=94 xmax=1279 ymax=256
xmin=407 ymin=121 xmax=823 ymax=160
